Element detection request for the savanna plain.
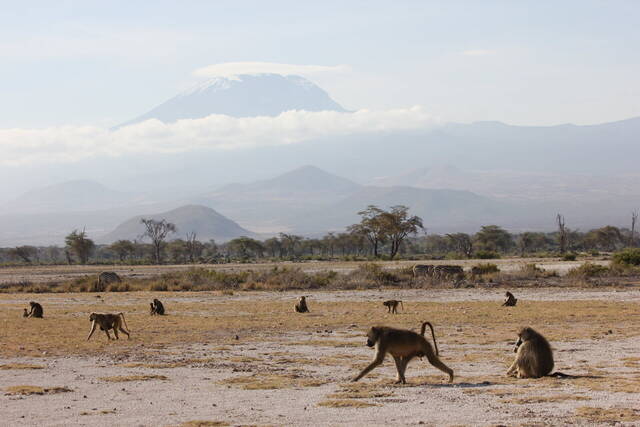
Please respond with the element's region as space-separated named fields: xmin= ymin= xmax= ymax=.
xmin=1 ymin=259 xmax=639 ymax=426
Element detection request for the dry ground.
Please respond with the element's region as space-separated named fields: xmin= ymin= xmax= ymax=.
xmin=1 ymin=287 xmax=639 ymax=426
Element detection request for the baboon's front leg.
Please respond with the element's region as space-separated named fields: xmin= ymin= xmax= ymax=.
xmin=506 ymin=360 xmax=518 ymax=376
xmin=392 ymin=356 xmax=405 ymax=383
xmin=353 ymin=352 xmax=385 ymax=382
xmin=104 ymin=329 xmax=112 ymax=340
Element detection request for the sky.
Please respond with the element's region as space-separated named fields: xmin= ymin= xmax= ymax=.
xmin=1 ymin=0 xmax=639 ymax=130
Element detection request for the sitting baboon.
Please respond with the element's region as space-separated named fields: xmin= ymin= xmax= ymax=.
xmin=25 ymin=301 xmax=43 ymax=318
xmin=507 ymin=327 xmax=553 ymax=378
xmin=22 ymin=308 xmax=29 ymax=317
xmin=87 ymin=312 xmax=130 ymax=341
xmin=294 ymin=296 xmax=309 ymax=313
xmin=353 ymin=324 xmax=454 ymax=384
xmin=383 ymin=300 xmax=403 ymax=314
xmin=150 ymin=299 xmax=165 ymax=315
xmin=502 ymin=291 xmax=517 ymax=307
xmin=98 ymin=271 xmax=121 ymax=288
xmin=412 ymin=264 xmax=434 ymax=277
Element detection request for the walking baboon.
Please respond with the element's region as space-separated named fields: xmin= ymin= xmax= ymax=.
xmin=87 ymin=313 xmax=130 ymax=341
xmin=419 ymin=321 xmax=439 ymax=356
xmin=506 ymin=327 xmax=553 ymax=378
xmin=383 ymin=300 xmax=403 ymax=314
xmin=150 ymin=299 xmax=165 ymax=315
xmin=353 ymin=325 xmax=454 ymax=384
xmin=25 ymin=301 xmax=43 ymax=318
xmin=412 ymin=264 xmax=434 ymax=277
xmin=294 ymin=296 xmax=309 ymax=313
xmin=502 ymin=291 xmax=517 ymax=307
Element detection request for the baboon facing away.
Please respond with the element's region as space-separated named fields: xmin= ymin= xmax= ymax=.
xmin=26 ymin=301 xmax=43 ymax=318
xmin=502 ymin=291 xmax=517 ymax=307
xmin=87 ymin=313 xmax=130 ymax=341
xmin=507 ymin=327 xmax=553 ymax=378
xmin=383 ymin=300 xmax=404 ymax=314
xmin=353 ymin=325 xmax=454 ymax=384
xmin=294 ymin=296 xmax=309 ymax=313
xmin=150 ymin=299 xmax=165 ymax=315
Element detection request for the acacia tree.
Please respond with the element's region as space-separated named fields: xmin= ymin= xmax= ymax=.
xmin=9 ymin=246 xmax=38 ymax=263
xmin=140 ymin=218 xmax=176 ymax=264
xmin=108 ymin=240 xmax=135 ymax=262
xmin=557 ymin=214 xmax=568 ymax=254
xmin=474 ymin=225 xmax=513 ymax=253
xmin=65 ymin=229 xmax=95 ymax=264
xmin=279 ymin=233 xmax=303 ymax=258
xmin=379 ymin=205 xmax=423 ymax=259
xmin=347 ymin=205 xmax=386 ymax=257
xmin=446 ymin=233 xmax=473 ymax=258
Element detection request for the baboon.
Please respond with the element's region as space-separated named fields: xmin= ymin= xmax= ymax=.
xmin=150 ymin=299 xmax=165 ymax=315
xmin=506 ymin=327 xmax=553 ymax=378
xmin=25 ymin=301 xmax=43 ymax=318
xmin=412 ymin=264 xmax=434 ymax=277
xmin=294 ymin=296 xmax=309 ymax=313
xmin=87 ymin=312 xmax=130 ymax=341
xmin=353 ymin=325 xmax=454 ymax=384
xmin=383 ymin=300 xmax=404 ymax=314
xmin=98 ymin=271 xmax=121 ymax=288
xmin=22 ymin=308 xmax=29 ymax=317
xmin=419 ymin=321 xmax=439 ymax=356
xmin=502 ymin=291 xmax=517 ymax=307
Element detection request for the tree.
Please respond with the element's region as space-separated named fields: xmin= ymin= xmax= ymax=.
xmin=185 ymin=232 xmax=203 ymax=263
xmin=9 ymin=246 xmax=38 ymax=263
xmin=263 ymin=237 xmax=282 ymax=258
xmin=227 ymin=236 xmax=264 ymax=259
xmin=140 ymin=218 xmax=176 ymax=264
xmin=584 ymin=226 xmax=622 ymax=252
xmin=474 ymin=225 xmax=513 ymax=253
xmin=65 ymin=229 xmax=95 ymax=264
xmin=631 ymin=211 xmax=638 ymax=247
xmin=279 ymin=233 xmax=303 ymax=258
xmin=557 ymin=214 xmax=568 ymax=254
xmin=516 ymin=232 xmax=551 ymax=256
xmin=445 ymin=233 xmax=473 ymax=258
xmin=379 ymin=205 xmax=423 ymax=259
xmin=108 ymin=240 xmax=135 ymax=262
xmin=347 ymin=205 xmax=386 ymax=257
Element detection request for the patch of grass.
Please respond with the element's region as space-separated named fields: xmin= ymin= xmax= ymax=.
xmin=317 ymin=399 xmax=378 ymax=408
xmin=503 ymin=394 xmax=591 ymax=404
xmin=5 ymin=385 xmax=72 ymax=395
xmin=117 ymin=362 xmax=186 ymax=369
xmin=99 ymin=374 xmax=168 ymax=382
xmin=575 ymin=406 xmax=640 ymax=423
xmin=219 ymin=373 xmax=327 ymax=390
xmin=0 ymin=363 xmax=44 ymax=370
xmin=179 ymin=422 xmax=230 ymax=427
xmin=567 ymin=262 xmax=609 ymax=278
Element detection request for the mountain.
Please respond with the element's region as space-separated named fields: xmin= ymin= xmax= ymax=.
xmin=3 ymin=180 xmax=132 ymax=214
xmin=119 ymin=74 xmax=346 ymax=127
xmin=101 ymin=205 xmax=256 ymax=243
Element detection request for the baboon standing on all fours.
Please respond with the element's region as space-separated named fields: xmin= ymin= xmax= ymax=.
xmin=502 ymin=291 xmax=517 ymax=307
xmin=383 ymin=299 xmax=403 ymax=314
xmin=294 ymin=296 xmax=309 ymax=313
xmin=25 ymin=301 xmax=43 ymax=318
xmin=507 ymin=327 xmax=553 ymax=378
xmin=150 ymin=299 xmax=165 ymax=315
xmin=87 ymin=312 xmax=130 ymax=341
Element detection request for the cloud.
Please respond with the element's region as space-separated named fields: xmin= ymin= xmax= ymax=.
xmin=0 ymin=107 xmax=438 ymax=166
xmin=461 ymin=49 xmax=495 ymax=56
xmin=193 ymin=61 xmax=350 ymax=78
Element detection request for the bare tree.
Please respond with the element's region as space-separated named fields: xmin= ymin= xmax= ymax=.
xmin=185 ymin=231 xmax=203 ymax=263
xmin=631 ymin=211 xmax=638 ymax=247
xmin=140 ymin=218 xmax=176 ymax=264
xmin=557 ymin=214 xmax=568 ymax=254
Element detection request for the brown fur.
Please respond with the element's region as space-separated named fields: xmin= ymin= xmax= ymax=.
xmin=353 ymin=325 xmax=454 ymax=384
xmin=383 ymin=300 xmax=403 ymax=314
xmin=294 ymin=296 xmax=309 ymax=313
xmin=26 ymin=301 xmax=43 ymax=318
xmin=87 ymin=312 xmax=130 ymax=341
xmin=506 ymin=327 xmax=553 ymax=378
xmin=502 ymin=291 xmax=517 ymax=306
xmin=150 ymin=299 xmax=165 ymax=315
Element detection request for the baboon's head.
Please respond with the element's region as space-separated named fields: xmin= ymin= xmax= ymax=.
xmin=514 ymin=327 xmax=536 ymax=352
xmin=299 ymin=296 xmax=306 ymax=302
xmin=153 ymin=299 xmax=160 ymax=305
xmin=29 ymin=301 xmax=36 ymax=307
xmin=365 ymin=327 xmax=381 ymax=347
xmin=506 ymin=291 xmax=513 ymax=297
xmin=89 ymin=313 xmax=97 ymax=322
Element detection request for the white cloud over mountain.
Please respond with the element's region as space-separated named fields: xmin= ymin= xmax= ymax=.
xmin=0 ymin=107 xmax=438 ymax=166
xmin=193 ymin=61 xmax=350 ymax=78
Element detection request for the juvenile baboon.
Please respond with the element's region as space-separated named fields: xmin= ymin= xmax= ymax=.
xmin=353 ymin=325 xmax=454 ymax=384
xmin=294 ymin=296 xmax=309 ymax=313
xmin=22 ymin=308 xmax=29 ymax=317
xmin=506 ymin=327 xmax=553 ymax=378
xmin=150 ymin=299 xmax=165 ymax=315
xmin=383 ymin=300 xmax=404 ymax=314
xmin=502 ymin=291 xmax=517 ymax=307
xmin=412 ymin=264 xmax=434 ymax=277
xmin=86 ymin=313 xmax=130 ymax=341
xmin=26 ymin=301 xmax=43 ymax=318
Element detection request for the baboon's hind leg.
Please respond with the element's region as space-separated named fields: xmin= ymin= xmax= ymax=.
xmin=424 ymin=346 xmax=454 ymax=382
xmin=119 ymin=327 xmax=130 ymax=339
xmin=392 ymin=356 xmax=406 ymax=384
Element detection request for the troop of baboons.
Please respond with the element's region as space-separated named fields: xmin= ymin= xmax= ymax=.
xmin=21 ymin=267 xmax=566 ymax=386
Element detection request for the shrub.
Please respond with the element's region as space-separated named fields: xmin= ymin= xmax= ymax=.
xmin=350 ymin=263 xmax=398 ymax=285
xmin=612 ymin=248 xmax=640 ymax=266
xmin=567 ymin=262 xmax=609 ymax=278
xmin=562 ymin=253 xmax=577 ymax=261
xmin=474 ymin=250 xmax=500 ymax=259
xmin=470 ymin=263 xmax=500 ymax=275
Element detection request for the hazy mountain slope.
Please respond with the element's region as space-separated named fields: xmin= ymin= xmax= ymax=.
xmin=101 ymin=205 xmax=255 ymax=243
xmin=119 ymin=74 xmax=346 ymax=127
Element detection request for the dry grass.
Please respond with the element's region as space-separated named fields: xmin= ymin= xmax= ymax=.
xmin=0 ymin=363 xmax=44 ymax=370
xmin=503 ymin=394 xmax=591 ymax=404
xmin=117 ymin=362 xmax=186 ymax=369
xmin=4 ymin=385 xmax=72 ymax=395
xmin=575 ymin=406 xmax=640 ymax=422
xmin=178 ymin=422 xmax=230 ymax=427
xmin=219 ymin=373 xmax=328 ymax=390
xmin=99 ymin=374 xmax=169 ymax=382
xmin=317 ymin=399 xmax=378 ymax=408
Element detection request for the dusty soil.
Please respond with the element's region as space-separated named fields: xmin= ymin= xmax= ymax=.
xmin=1 ymin=287 xmax=639 ymax=426
xmin=0 ymin=257 xmax=611 ymax=285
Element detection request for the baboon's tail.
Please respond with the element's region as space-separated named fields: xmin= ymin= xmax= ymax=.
xmin=118 ymin=312 xmax=129 ymax=331
xmin=420 ymin=321 xmax=439 ymax=356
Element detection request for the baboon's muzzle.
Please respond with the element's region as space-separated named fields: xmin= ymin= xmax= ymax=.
xmin=366 ymin=339 xmax=375 ymax=347
xmin=513 ymin=337 xmax=522 ymax=353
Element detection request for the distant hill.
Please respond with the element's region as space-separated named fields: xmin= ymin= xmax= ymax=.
xmin=101 ymin=205 xmax=256 ymax=243
xmin=118 ymin=74 xmax=346 ymax=127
